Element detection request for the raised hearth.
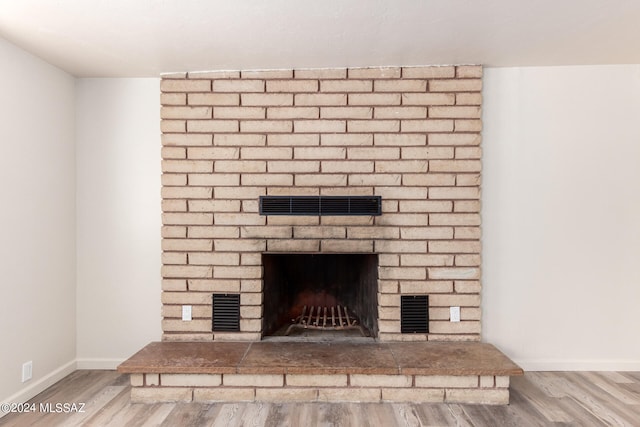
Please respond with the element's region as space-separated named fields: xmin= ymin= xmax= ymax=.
xmin=118 ymin=341 xmax=523 ymax=405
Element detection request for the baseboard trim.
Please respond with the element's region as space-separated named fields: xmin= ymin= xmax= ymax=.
xmin=515 ymin=359 xmax=640 ymax=371
xmin=76 ymin=358 xmax=125 ymax=370
xmin=0 ymin=359 xmax=77 ymax=418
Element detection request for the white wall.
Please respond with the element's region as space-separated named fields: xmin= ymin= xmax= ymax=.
xmin=73 ymin=67 xmax=640 ymax=371
xmin=75 ymin=79 xmax=161 ymax=367
xmin=482 ymin=65 xmax=640 ymax=370
xmin=0 ymin=38 xmax=76 ymax=404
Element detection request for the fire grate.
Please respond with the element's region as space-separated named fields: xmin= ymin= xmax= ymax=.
xmin=285 ymin=305 xmax=367 ymax=336
xmin=259 ymin=196 xmax=382 ymax=216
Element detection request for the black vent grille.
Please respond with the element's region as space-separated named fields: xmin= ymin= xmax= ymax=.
xmin=401 ymin=295 xmax=429 ymax=334
xmin=259 ymin=196 xmax=381 ymax=216
xmin=212 ymin=294 xmax=240 ymax=332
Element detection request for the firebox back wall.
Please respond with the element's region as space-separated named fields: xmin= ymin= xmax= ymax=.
xmin=160 ymin=65 xmax=482 ymax=342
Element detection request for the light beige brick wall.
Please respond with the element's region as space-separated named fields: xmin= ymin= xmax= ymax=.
xmin=131 ymin=373 xmax=510 ymax=404
xmin=161 ymin=65 xmax=482 ymax=341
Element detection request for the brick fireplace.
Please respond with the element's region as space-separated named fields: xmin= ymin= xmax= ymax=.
xmin=160 ymin=65 xmax=482 ymax=343
xmin=119 ymin=65 xmax=523 ymax=405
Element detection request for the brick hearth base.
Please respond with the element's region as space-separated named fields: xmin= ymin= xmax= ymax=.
xmin=117 ymin=342 xmax=523 ymax=405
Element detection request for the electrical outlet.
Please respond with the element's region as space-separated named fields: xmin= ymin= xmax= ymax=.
xmin=182 ymin=305 xmax=192 ymax=321
xmin=22 ymin=361 xmax=32 ymax=382
xmin=450 ymin=306 xmax=461 ymax=322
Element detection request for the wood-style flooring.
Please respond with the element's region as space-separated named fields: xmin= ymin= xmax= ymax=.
xmin=1 ymin=370 xmax=639 ymax=426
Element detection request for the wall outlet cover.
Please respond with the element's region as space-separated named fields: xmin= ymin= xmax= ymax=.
xmin=22 ymin=361 xmax=33 ymax=382
xmin=182 ymin=305 xmax=192 ymax=321
xmin=450 ymin=306 xmax=461 ymax=322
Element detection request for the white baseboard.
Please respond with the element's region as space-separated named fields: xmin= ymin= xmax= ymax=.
xmin=76 ymin=358 xmax=125 ymax=370
xmin=515 ymin=359 xmax=640 ymax=372
xmin=0 ymin=359 xmax=77 ymax=418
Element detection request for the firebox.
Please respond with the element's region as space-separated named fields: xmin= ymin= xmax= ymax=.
xmin=262 ymin=253 xmax=378 ymax=338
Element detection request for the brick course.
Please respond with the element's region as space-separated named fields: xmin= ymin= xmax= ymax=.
xmin=130 ymin=372 xmax=510 ymax=404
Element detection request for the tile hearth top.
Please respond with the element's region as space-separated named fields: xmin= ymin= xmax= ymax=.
xmin=117 ymin=341 xmax=523 ymax=377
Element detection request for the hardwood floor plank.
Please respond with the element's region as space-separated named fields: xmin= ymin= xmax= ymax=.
xmin=444 ymin=403 xmax=475 ymax=427
xmin=600 ymin=372 xmax=636 ymax=384
xmin=300 ymin=403 xmax=321 ymax=427
xmin=364 ymin=402 xmax=398 ymax=427
xmin=283 ymin=403 xmax=316 ymax=427
xmin=137 ymin=403 xmax=175 ymax=427
xmin=553 ymin=396 xmax=613 ymax=426
xmin=209 ymin=403 xmax=247 ymax=427
xmin=581 ymin=372 xmax=639 ymax=405
xmin=196 ymin=403 xmax=240 ymax=426
xmin=459 ymin=404 xmax=506 ymax=427
xmin=478 ymin=388 xmax=549 ymax=427
xmin=238 ymin=403 xmax=271 ymax=427
xmin=463 ymin=401 xmax=546 ymax=427
xmin=343 ymin=403 xmax=372 ymax=427
xmin=624 ymin=372 xmax=640 ymax=382
xmin=262 ymin=403 xmax=291 ymax=427
xmin=527 ymin=372 xmax=637 ymax=426
xmin=525 ymin=372 xmax=571 ymax=398
xmin=318 ymin=403 xmax=352 ymax=427
xmin=102 ymin=398 xmax=161 ymax=426
xmin=391 ymin=403 xmax=424 ymax=427
xmin=63 ymin=386 xmax=127 ymax=427
xmin=46 ymin=370 xmax=121 ymax=408
xmin=620 ymin=382 xmax=640 ymax=396
xmin=558 ymin=372 xmax=640 ymax=426
xmin=78 ymin=386 xmax=132 ymax=427
xmin=414 ymin=403 xmax=461 ymax=426
xmin=510 ymin=374 xmax=573 ymax=422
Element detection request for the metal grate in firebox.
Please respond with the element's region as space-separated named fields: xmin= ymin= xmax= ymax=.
xmin=259 ymin=196 xmax=382 ymax=216
xmin=400 ymin=295 xmax=429 ymax=333
xmin=212 ymin=293 xmax=240 ymax=332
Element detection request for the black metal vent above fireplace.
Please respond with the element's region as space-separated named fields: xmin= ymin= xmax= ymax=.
xmin=259 ymin=196 xmax=382 ymax=216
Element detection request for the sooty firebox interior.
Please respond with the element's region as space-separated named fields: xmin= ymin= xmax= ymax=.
xmin=262 ymin=254 xmax=379 ymax=338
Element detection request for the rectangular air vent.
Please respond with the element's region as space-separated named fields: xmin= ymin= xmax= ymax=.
xmin=212 ymin=294 xmax=240 ymax=332
xmin=259 ymin=196 xmax=381 ymax=216
xmin=401 ymin=295 xmax=429 ymax=333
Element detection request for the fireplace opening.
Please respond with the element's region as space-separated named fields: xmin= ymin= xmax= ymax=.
xmin=262 ymin=253 xmax=379 ymax=339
